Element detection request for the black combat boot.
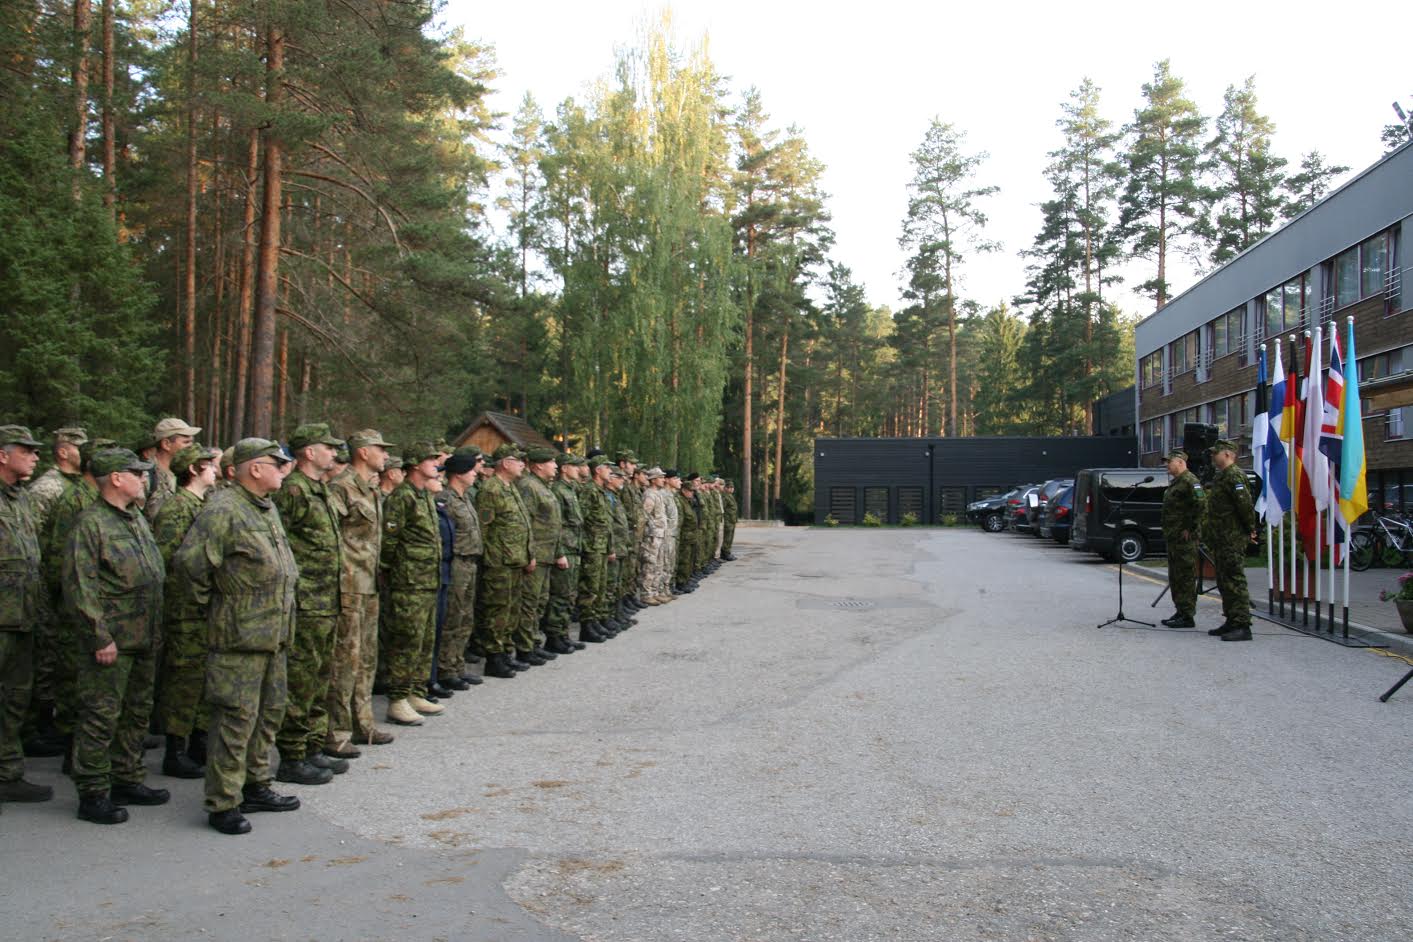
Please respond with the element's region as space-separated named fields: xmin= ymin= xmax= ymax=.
xmin=1207 ymin=622 xmax=1233 ymax=636
xmin=240 ymin=782 xmax=301 ymax=813
xmin=508 ymin=652 xmax=534 ymax=670
xmin=275 ymin=758 xmax=333 ymax=785
xmin=533 ymin=646 xmax=558 ymax=661
xmin=110 ymin=782 xmax=171 ymax=805
xmin=1161 ymin=614 xmax=1195 ymax=628
xmin=162 ymin=735 xmax=204 ymax=779
xmin=484 ymin=653 xmax=518 ymax=678
xmin=306 ymin=751 xmax=348 ymax=775
xmin=579 ymin=622 xmax=607 ymax=643
xmin=517 ymin=649 xmax=547 ymax=666
xmin=1220 ymin=625 xmax=1253 ymax=641
xmin=77 ymin=792 xmax=129 ymax=825
xmin=208 ymin=808 xmax=252 ymax=834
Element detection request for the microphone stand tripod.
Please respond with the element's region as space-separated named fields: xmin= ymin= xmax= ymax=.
xmin=1097 ymin=478 xmax=1155 ymax=629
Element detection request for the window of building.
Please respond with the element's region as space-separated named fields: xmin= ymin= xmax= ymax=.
xmin=1140 ymin=351 xmax=1162 ymax=388
xmin=1334 ymin=230 xmax=1396 ymax=310
xmin=863 ymin=487 xmax=889 ymax=521
xmin=1141 ymin=417 xmax=1165 ymax=455
xmin=1336 ymin=247 xmax=1360 ymax=307
xmin=1360 ymin=345 xmax=1409 ymax=383
xmin=1361 ymin=234 xmax=1388 ymax=299
xmin=1207 ymin=306 xmax=1243 ymax=361
xmin=1169 ymin=331 xmax=1198 ymax=376
xmin=1388 ymin=406 xmax=1407 ymax=441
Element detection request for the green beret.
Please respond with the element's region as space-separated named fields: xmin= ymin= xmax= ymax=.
xmin=1212 ymin=438 xmax=1239 ymax=454
xmin=53 ymin=427 xmax=88 ymax=446
xmin=232 ymin=437 xmax=290 ymax=466
xmin=0 ymin=425 xmax=42 ymax=448
xmin=403 ymin=440 xmax=441 ymax=465
xmin=172 ymin=444 xmax=219 ymax=476
xmin=91 ymin=447 xmax=153 ymax=477
xmin=524 ymin=445 xmax=558 ymax=464
xmin=1165 ymin=449 xmax=1188 ymax=462
xmin=289 ymin=422 xmax=341 ymax=451
xmin=490 ymin=443 xmax=525 ymax=463
xmin=346 ymin=429 xmax=394 ymax=451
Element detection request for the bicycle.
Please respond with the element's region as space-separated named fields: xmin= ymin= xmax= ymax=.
xmin=1349 ymin=512 xmax=1413 ymax=571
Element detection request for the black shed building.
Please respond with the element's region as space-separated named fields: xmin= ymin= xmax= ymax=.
xmin=814 ymin=436 xmax=1139 ymax=525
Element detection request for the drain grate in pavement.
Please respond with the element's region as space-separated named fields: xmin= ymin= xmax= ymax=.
xmin=796 ymin=597 xmax=877 ymax=611
xmin=832 ymin=598 xmax=875 ymax=610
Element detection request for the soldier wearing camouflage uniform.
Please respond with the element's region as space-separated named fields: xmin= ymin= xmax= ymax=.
xmin=661 ymin=470 xmax=682 ymax=593
xmin=1204 ymin=440 xmax=1258 ymax=642
xmin=674 ymin=475 xmax=701 ymax=592
xmin=1160 ymin=449 xmax=1206 ymax=630
xmin=614 ymin=452 xmax=644 ymax=610
xmin=177 ymin=438 xmax=301 ymax=835
xmin=144 ymin=417 xmax=201 ymax=523
xmin=437 ymin=447 xmax=484 ymax=690
xmin=604 ymin=467 xmax=634 ymax=631
xmin=27 ymin=427 xmax=87 ymax=531
xmin=576 ymin=458 xmax=613 ymax=641
xmin=545 ymin=455 xmax=587 ymax=652
xmin=0 ymin=426 xmax=54 ymax=808
xmin=326 ymin=430 xmax=395 ymax=751
xmin=475 ymin=444 xmax=534 ymax=677
xmin=638 ymin=467 xmax=670 ymax=604
xmin=516 ymin=446 xmax=565 ymax=662
xmin=152 ymin=444 xmax=220 ymax=779
xmin=64 ymin=448 xmax=169 ymax=823
xmin=380 ymin=441 xmax=445 ymax=724
xmin=721 ymin=480 xmax=738 ymax=561
xmin=269 ymin=424 xmax=346 ymax=784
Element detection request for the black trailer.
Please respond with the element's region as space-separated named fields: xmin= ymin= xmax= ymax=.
xmin=813 ymin=436 xmax=1139 ymax=525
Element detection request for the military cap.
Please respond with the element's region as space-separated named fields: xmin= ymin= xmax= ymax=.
xmin=53 ymin=427 xmax=88 ymax=446
xmin=585 ymin=447 xmax=606 ymax=459
xmin=525 ymin=445 xmax=558 ymax=464
xmin=288 ymin=422 xmax=342 ymax=451
xmin=614 ymin=449 xmax=639 ymax=463
xmin=131 ymin=431 xmax=160 ymax=453
xmin=434 ymin=438 xmax=452 ymax=455
xmin=1165 ymin=448 xmax=1188 ymax=462
xmin=79 ymin=438 xmax=118 ymax=468
xmin=561 ymin=453 xmax=588 ymax=467
xmin=220 ymin=446 xmax=235 ymax=472
xmin=444 ymin=448 xmax=483 ymax=475
xmin=644 ymin=466 xmax=665 ymax=479
xmin=90 ymin=447 xmax=153 ymax=477
xmin=232 ymin=437 xmax=291 ymax=466
xmin=1211 ymin=438 xmax=1239 ymax=454
xmin=153 ymin=416 xmax=202 ymax=440
xmin=703 ymin=473 xmax=718 ymax=483
xmin=684 ymin=472 xmax=700 ymax=482
xmin=346 ymin=429 xmax=395 ymax=451
xmin=172 ymin=444 xmax=219 ymax=476
xmin=587 ymin=454 xmax=611 ymax=469
xmin=334 ymin=444 xmax=350 ymax=464
xmin=662 ymin=467 xmax=679 ymax=479
xmin=490 ymin=443 xmax=525 ymax=463
xmin=0 ymin=425 xmax=42 ymax=448
xmin=403 ymin=440 xmax=441 ymax=465
xmin=382 ymin=453 xmax=405 ymax=471
xmin=609 ymin=466 xmax=626 ymax=478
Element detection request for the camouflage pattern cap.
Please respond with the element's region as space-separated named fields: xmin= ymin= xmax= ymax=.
xmin=434 ymin=438 xmax=452 ymax=455
xmin=403 ymin=440 xmax=441 ymax=465
xmin=172 ymin=444 xmax=220 ymax=476
xmin=334 ymin=444 xmax=350 ymax=464
xmin=220 ymin=446 xmax=236 ymax=472
xmin=1165 ymin=448 xmax=1188 ymax=462
xmin=80 ymin=438 xmax=119 ymax=467
xmin=232 ymin=437 xmax=291 ymax=466
xmin=490 ymin=443 xmax=525 ymax=463
xmin=53 ymin=427 xmax=88 ymax=446
xmin=644 ymin=466 xmax=665 ymax=479
xmin=288 ymin=422 xmax=342 ymax=450
xmin=0 ymin=425 xmax=42 ymax=448
xmin=90 ymin=447 xmax=153 ymax=477
xmin=153 ymin=416 xmax=202 ymax=440
xmin=587 ymin=454 xmax=611 ymax=470
xmin=524 ymin=445 xmax=558 ymax=464
xmin=1211 ymin=438 xmax=1239 ymax=454
xmin=346 ymin=429 xmax=395 ymax=451
xmin=614 ymin=449 xmax=639 ymax=464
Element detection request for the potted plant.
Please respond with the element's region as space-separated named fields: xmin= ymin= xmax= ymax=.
xmin=1379 ymin=572 xmax=1413 ymax=632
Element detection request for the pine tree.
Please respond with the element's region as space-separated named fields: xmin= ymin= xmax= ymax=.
xmin=1281 ymin=151 xmax=1350 ymax=218
xmin=1200 ymin=76 xmax=1286 ymax=266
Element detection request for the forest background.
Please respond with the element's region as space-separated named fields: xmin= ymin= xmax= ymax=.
xmin=1 ymin=1 xmax=1406 ymax=518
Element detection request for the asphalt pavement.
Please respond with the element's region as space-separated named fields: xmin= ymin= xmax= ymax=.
xmin=2 ymin=526 xmax=1410 ymax=941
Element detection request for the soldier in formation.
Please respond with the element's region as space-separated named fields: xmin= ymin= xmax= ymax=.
xmin=1160 ymin=448 xmax=1205 ymax=631
xmin=1204 ymin=440 xmax=1258 ymax=643
xmin=3 ymin=411 xmax=738 ymax=831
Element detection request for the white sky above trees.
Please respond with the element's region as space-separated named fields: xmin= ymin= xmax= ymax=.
xmin=449 ymin=0 xmax=1407 ymax=320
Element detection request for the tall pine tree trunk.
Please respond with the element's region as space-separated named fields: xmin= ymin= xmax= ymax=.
xmin=230 ymin=125 xmax=258 ymax=438
xmin=69 ymin=0 xmax=91 ymax=188
xmin=772 ymin=325 xmax=788 ymax=510
xmin=100 ymin=0 xmax=114 ymax=219
xmin=741 ymin=239 xmax=754 ymax=520
xmin=181 ymin=0 xmax=198 ymax=420
xmin=248 ymin=25 xmax=283 ymax=438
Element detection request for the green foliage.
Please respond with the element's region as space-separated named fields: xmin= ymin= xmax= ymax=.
xmin=900 ymin=511 xmax=919 ymax=527
xmin=1198 ymin=77 xmax=1286 ymax=266
xmin=940 ymin=513 xmax=960 ymax=527
xmin=861 ymin=511 xmax=883 ymax=527
xmin=1281 ymin=151 xmax=1350 ymax=219
xmin=824 ymin=513 xmax=840 ymax=527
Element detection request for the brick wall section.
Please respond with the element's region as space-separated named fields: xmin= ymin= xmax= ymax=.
xmin=1139 ymin=303 xmax=1411 ymax=473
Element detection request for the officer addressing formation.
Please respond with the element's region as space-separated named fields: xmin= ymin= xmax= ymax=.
xmin=0 ymin=413 xmax=741 ymax=832
xmin=1161 ymin=438 xmax=1257 ymax=641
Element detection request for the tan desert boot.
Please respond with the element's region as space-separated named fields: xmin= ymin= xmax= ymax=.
xmin=386 ymin=698 xmax=424 ymax=726
xmin=408 ymin=694 xmax=445 ymax=715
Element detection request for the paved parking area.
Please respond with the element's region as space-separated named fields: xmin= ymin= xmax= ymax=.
xmin=3 ymin=526 xmax=1411 ymax=941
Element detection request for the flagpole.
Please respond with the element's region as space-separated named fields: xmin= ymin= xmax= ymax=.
xmin=1328 ymin=467 xmax=1337 ymax=633
xmin=1341 ymin=315 xmax=1358 ymax=640
xmin=1292 ymin=333 xmax=1304 ymax=626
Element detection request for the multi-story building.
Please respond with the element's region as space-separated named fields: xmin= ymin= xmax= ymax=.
xmin=1133 ymin=142 xmax=1411 ymax=513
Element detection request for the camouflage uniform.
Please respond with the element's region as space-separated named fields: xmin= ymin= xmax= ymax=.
xmin=577 ymin=478 xmax=611 ymax=622
xmin=606 ymin=487 xmax=630 ymax=612
xmin=617 ymin=478 xmax=644 ymax=605
xmin=721 ymin=490 xmax=738 ymax=556
xmin=640 ymin=486 xmax=670 ymax=600
xmin=64 ymin=498 xmax=165 ymax=797
xmin=660 ymin=486 xmax=681 ymax=592
xmin=176 ymin=481 xmax=298 ymax=814
xmin=515 ymin=471 xmax=562 ymax=652
xmin=380 ymin=480 xmax=440 ymax=702
xmin=144 ymin=464 xmax=178 ymax=524
xmin=27 ymin=467 xmax=81 ymax=534
xmin=152 ymin=488 xmax=209 ymax=737
xmin=475 ymin=475 xmax=532 ymax=655
xmin=438 ymin=484 xmax=482 ymax=680
xmin=327 ymin=466 xmax=382 ymax=743
xmin=1204 ymin=460 xmax=1257 ymax=631
xmin=546 ymin=474 xmax=583 ymax=642
xmin=273 ymin=469 xmax=342 ymax=762
xmin=701 ymin=488 xmax=722 ymax=565
xmin=674 ymin=490 xmax=699 ymax=586
xmin=1161 ymin=467 xmax=1206 ymax=620
xmin=0 ymin=478 xmax=43 ymax=787
xmin=40 ymin=475 xmax=98 ymax=735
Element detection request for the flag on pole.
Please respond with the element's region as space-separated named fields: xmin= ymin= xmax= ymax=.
xmin=1252 ymin=347 xmax=1269 ymax=516
xmin=1263 ymin=341 xmax=1291 ymax=526
xmin=1320 ymin=327 xmax=1345 ymax=468
xmin=1303 ymin=323 xmax=1329 ymax=511
xmin=1338 ymin=320 xmax=1368 ymax=526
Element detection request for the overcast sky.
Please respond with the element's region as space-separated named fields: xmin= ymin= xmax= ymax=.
xmin=446 ymin=0 xmax=1407 ymax=320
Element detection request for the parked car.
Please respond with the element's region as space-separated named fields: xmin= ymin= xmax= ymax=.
xmin=1026 ymin=478 xmax=1074 ymax=535
xmin=1069 ymin=468 xmax=1168 ymax=562
xmin=1039 ymin=485 xmax=1074 ymax=544
xmin=968 ymin=487 xmax=1028 ymax=533
xmin=1007 ymin=485 xmax=1040 ymax=532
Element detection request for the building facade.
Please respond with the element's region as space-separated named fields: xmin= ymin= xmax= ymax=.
xmin=1133 ymin=143 xmax=1411 ymax=514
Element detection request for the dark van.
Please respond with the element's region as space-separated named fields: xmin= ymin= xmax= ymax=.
xmin=1069 ymin=468 xmax=1168 ymax=562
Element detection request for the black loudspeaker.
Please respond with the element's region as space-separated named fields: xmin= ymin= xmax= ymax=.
xmin=1183 ymin=422 xmax=1219 ymax=482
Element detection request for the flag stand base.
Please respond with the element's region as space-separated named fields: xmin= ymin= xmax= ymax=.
xmin=1258 ymin=602 xmax=1385 ymax=648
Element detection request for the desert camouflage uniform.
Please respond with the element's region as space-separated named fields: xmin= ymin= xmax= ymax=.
xmin=327 ymin=467 xmax=382 ymax=743
xmin=640 ymin=487 xmax=670 ymax=600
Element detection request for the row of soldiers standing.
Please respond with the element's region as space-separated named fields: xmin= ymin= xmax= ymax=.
xmin=0 ymin=419 xmax=738 ymax=834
